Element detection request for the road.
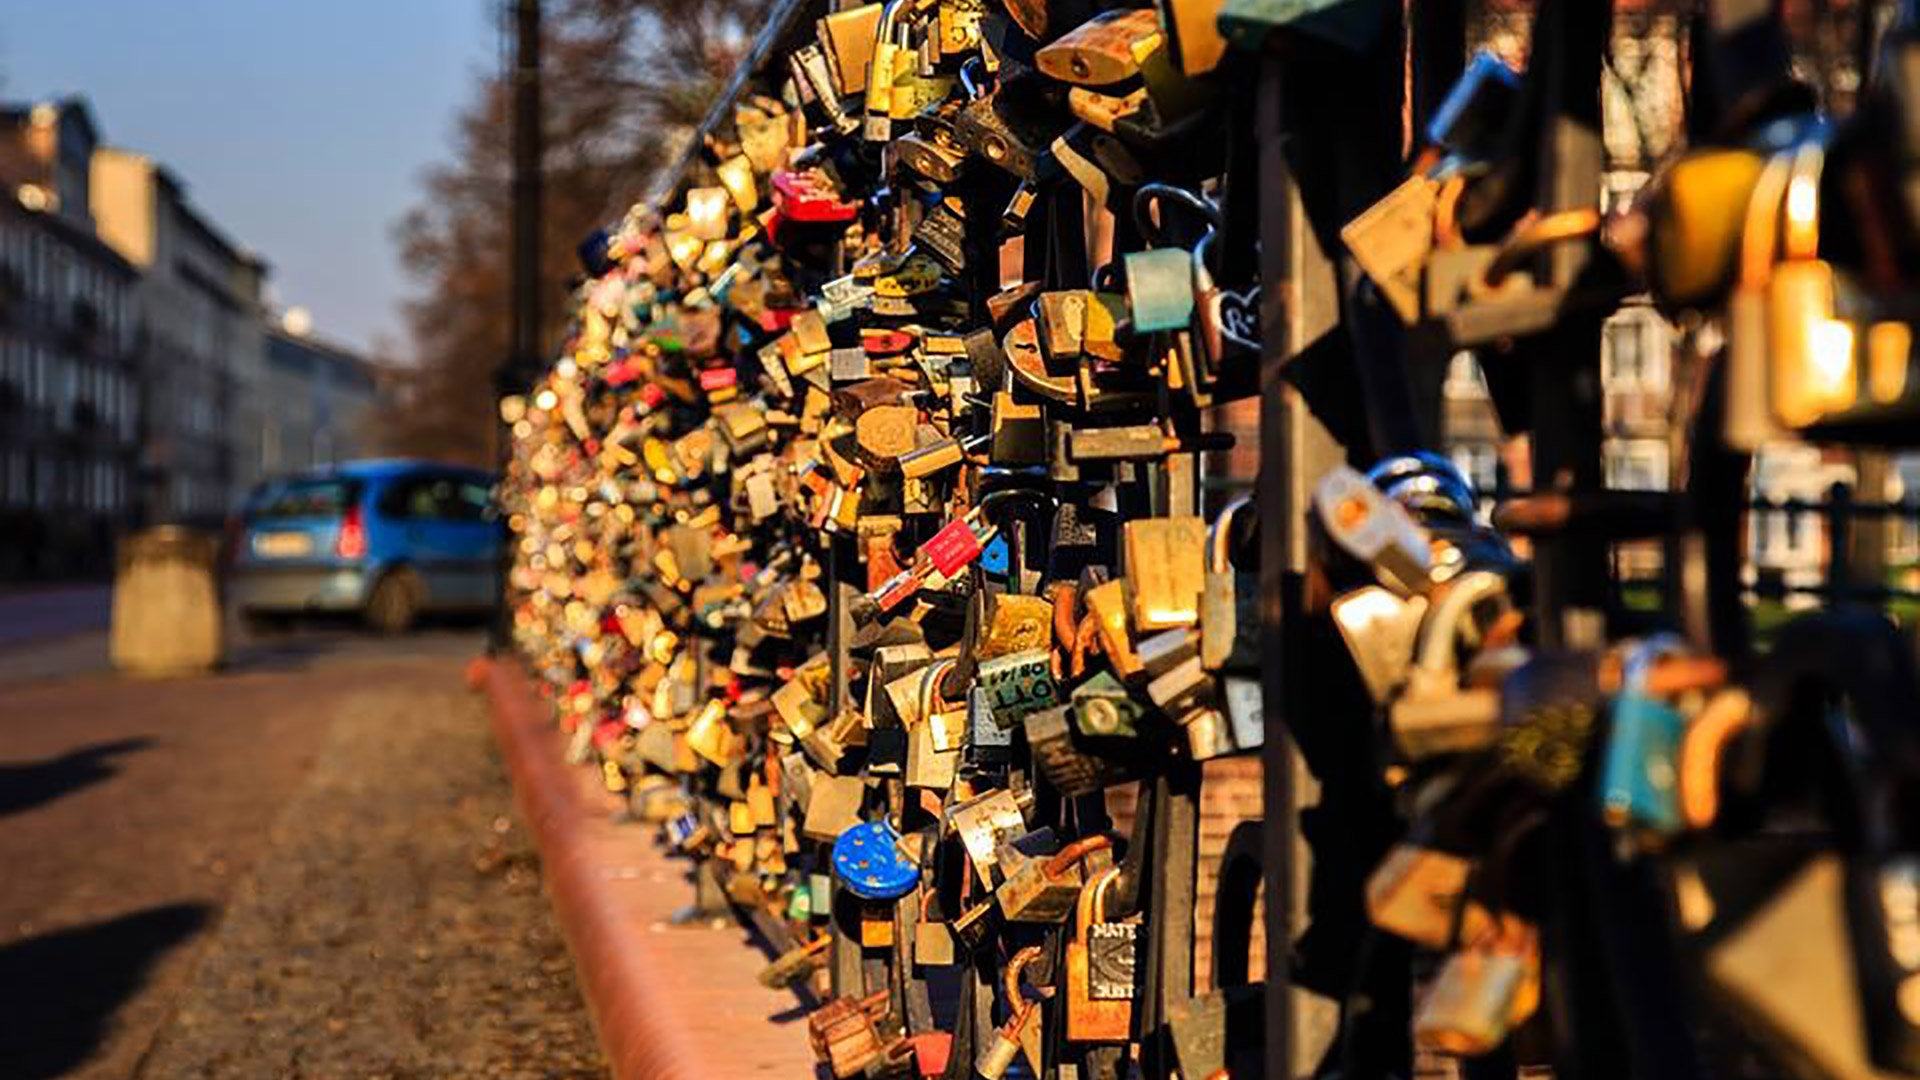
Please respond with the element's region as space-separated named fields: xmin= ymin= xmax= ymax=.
xmin=0 ymin=603 xmax=605 ymax=1079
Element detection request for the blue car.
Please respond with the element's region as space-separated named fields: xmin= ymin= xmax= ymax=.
xmin=231 ymin=460 xmax=501 ymax=633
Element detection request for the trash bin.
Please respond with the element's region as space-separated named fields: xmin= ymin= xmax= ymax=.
xmin=110 ymin=526 xmax=224 ymax=677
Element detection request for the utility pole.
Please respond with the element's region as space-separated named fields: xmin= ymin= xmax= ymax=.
xmin=492 ymin=0 xmax=542 ymax=653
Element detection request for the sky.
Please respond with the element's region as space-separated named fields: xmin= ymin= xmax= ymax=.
xmin=0 ymin=1 xmax=499 ymax=358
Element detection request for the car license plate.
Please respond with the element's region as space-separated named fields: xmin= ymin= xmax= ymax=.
xmin=253 ymin=531 xmax=313 ymax=557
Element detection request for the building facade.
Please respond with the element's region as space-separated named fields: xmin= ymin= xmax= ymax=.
xmin=0 ymin=100 xmax=142 ymax=577
xmin=92 ymin=147 xmax=268 ymax=526
xmin=260 ymin=324 xmax=381 ymax=479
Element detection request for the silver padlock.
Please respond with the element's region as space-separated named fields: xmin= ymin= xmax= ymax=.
xmin=1388 ymin=570 xmax=1512 ymax=758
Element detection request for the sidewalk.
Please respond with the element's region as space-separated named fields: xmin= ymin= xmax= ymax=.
xmin=481 ymin=656 xmax=818 ymax=1080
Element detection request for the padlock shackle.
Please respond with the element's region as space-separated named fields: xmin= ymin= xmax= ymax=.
xmin=1481 ymin=206 xmax=1601 ymax=289
xmin=1679 ymin=687 xmax=1756 ymax=829
xmin=1619 ymin=631 xmax=1689 ymax=691
xmin=1076 ymin=863 xmax=1125 ymax=931
xmin=1043 ymin=832 xmax=1116 ymax=877
xmin=1071 ymin=611 xmax=1101 ymax=677
xmin=1780 ymin=136 xmax=1827 ymax=260
xmin=1130 ymin=183 xmax=1221 ymax=248
xmin=916 ymin=657 xmax=959 ymax=717
xmin=1208 ymin=494 xmax=1255 ymax=574
xmin=1412 ymin=570 xmax=1508 ymax=679
xmin=958 ymin=55 xmax=991 ymax=101
xmin=1005 ymin=944 xmax=1046 ymax=1003
xmin=1736 ymin=150 xmax=1799 ymax=291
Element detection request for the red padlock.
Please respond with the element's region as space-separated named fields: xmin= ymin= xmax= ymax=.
xmin=922 ymin=514 xmax=986 ymax=578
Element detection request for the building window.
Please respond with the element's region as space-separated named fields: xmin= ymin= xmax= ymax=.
xmin=1607 ymin=439 xmax=1670 ymax=491
xmin=1450 ymin=443 xmax=1500 ymax=498
xmin=1445 ymin=351 xmax=1488 ymax=399
xmin=1604 ymin=311 xmax=1670 ymax=393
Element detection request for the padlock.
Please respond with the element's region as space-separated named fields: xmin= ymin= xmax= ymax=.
xmin=803 ymin=773 xmax=868 ymax=841
xmin=950 ymin=896 xmax=1001 ymax=953
xmin=759 ymin=933 xmax=832 ymax=989
xmin=1127 ymin=245 xmax=1198 ymax=334
xmin=1123 ymin=516 xmax=1206 ymax=631
xmin=1496 ymin=649 xmax=1604 ymax=794
xmin=809 ymin=990 xmax=891 ymax=1078
xmin=948 ymin=787 xmax=1029 ymax=884
xmin=1413 ymin=914 xmax=1541 ymax=1057
xmin=1766 ymin=137 xmax=1851 ymax=431
xmin=1036 ymin=9 xmax=1163 ymax=86
xmin=1599 ymin=635 xmax=1702 ymax=838
xmin=978 ymin=591 xmax=1056 ymax=660
xmin=818 ymin=3 xmax=884 ymax=95
xmin=953 ymin=64 xmax=1068 ymax=184
xmin=1365 ymin=843 xmax=1493 ymax=949
xmin=1066 ymin=865 xmax=1136 ymax=1042
xmin=1314 ymin=463 xmax=1433 ymax=597
xmin=975 ymin=648 xmax=1058 ymax=728
xmin=977 ymin=945 xmax=1048 ymax=1079
xmin=1200 ymin=494 xmax=1257 ymax=672
xmin=1388 ymin=570 xmax=1509 ymax=758
xmin=998 ymin=834 xmax=1112 ymax=923
xmin=912 ymin=888 xmax=956 ymax=967
xmin=863 ymin=0 xmax=920 ymax=143
xmin=1331 ymin=585 xmax=1429 ymax=705
xmin=907 ymin=659 xmax=963 ymax=786
xmin=1025 ymin=704 xmax=1135 ymax=796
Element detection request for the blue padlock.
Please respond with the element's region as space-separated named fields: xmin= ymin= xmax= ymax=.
xmin=1599 ymin=636 xmax=1688 ymax=836
xmin=980 ymin=533 xmax=1011 ymax=576
xmin=832 ymin=819 xmax=919 ymax=900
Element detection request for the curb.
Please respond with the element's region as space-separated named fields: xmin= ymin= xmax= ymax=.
xmin=477 ymin=655 xmax=818 ymax=1080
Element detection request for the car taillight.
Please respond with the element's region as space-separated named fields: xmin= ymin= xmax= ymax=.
xmin=336 ymin=504 xmax=368 ymax=559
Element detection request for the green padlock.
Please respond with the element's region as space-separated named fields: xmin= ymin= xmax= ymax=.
xmin=1125 ymin=247 xmax=1197 ymax=333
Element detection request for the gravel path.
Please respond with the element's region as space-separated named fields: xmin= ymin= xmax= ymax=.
xmin=131 ymin=666 xmax=604 ymax=1080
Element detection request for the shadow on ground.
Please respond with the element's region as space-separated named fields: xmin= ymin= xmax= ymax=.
xmin=0 ymin=738 xmax=154 ymax=820
xmin=0 ymin=903 xmax=213 ymax=1079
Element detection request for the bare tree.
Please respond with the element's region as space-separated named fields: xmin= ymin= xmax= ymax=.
xmin=377 ymin=0 xmax=772 ymax=464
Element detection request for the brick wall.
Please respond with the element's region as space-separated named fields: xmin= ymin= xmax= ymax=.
xmin=1105 ymin=756 xmax=1266 ymax=991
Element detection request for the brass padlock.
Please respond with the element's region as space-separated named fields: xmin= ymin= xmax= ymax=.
xmin=1200 ymin=494 xmax=1256 ymax=671
xmin=1123 ymin=516 xmax=1205 ymax=631
xmin=1765 ymin=139 xmax=1858 ymax=431
xmin=1365 ymin=843 xmax=1492 ymax=949
xmin=998 ymin=834 xmax=1111 ymax=923
xmin=912 ymin=889 xmax=956 ymax=967
xmin=1065 ymin=865 xmax=1136 ymax=1042
xmin=803 ymin=774 xmax=867 ymax=842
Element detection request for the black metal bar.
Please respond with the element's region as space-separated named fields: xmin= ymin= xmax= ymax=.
xmin=493 ymin=0 xmax=543 ymax=654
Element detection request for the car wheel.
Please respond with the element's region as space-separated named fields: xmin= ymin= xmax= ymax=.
xmin=365 ymin=570 xmax=422 ymax=634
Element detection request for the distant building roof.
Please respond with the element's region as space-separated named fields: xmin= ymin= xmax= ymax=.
xmin=0 ymin=186 xmax=136 ymax=278
xmin=266 ymin=326 xmax=379 ymax=390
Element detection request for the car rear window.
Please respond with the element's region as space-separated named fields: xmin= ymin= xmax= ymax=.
xmin=248 ymin=479 xmax=362 ymax=521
